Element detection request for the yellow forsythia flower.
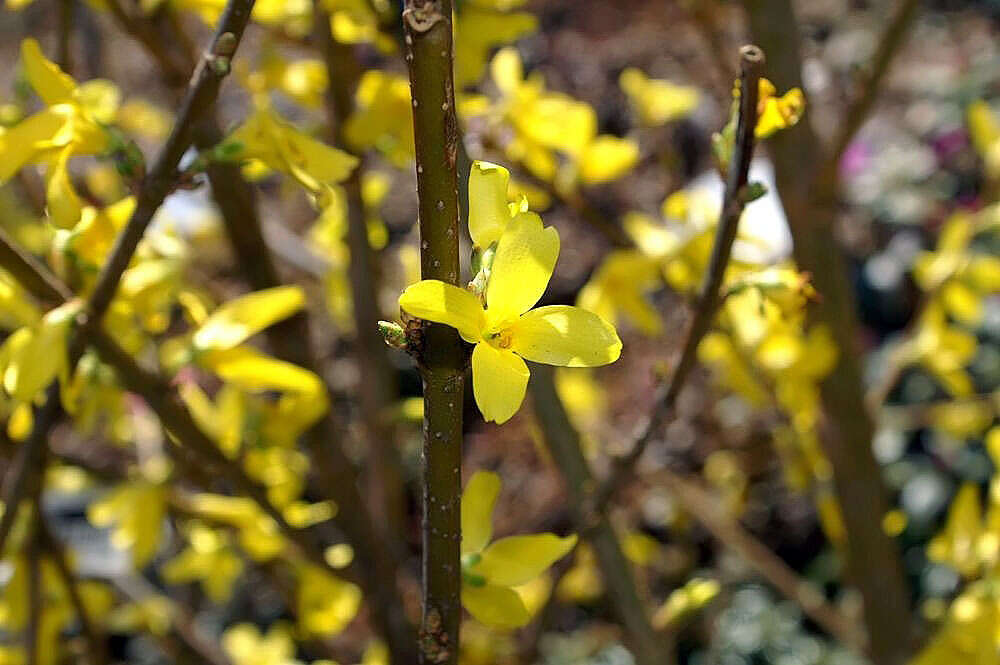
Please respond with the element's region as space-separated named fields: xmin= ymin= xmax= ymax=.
xmin=619 ymin=68 xmax=699 ymax=127
xmin=460 ymin=471 xmax=577 ymax=627
xmin=0 ymin=40 xmax=119 ymax=229
xmin=400 ymin=176 xmax=622 ymax=423
xmin=220 ymin=106 xmax=357 ymax=196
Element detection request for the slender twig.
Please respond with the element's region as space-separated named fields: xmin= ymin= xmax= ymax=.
xmin=0 ymin=384 xmax=60 ymax=557
xmin=828 ymin=0 xmax=921 ymax=166
xmin=85 ymin=0 xmax=255 ymax=321
xmin=530 ymin=364 xmax=673 ymax=665
xmin=647 ymin=467 xmax=867 ymax=653
xmin=56 ymin=0 xmax=74 ymax=72
xmin=403 ymin=1 xmax=465 ymax=662
xmin=39 ymin=519 xmax=108 ymax=665
xmin=111 ymin=575 xmax=233 ymax=665
xmin=600 ymin=46 xmax=765 ymax=504
xmin=25 ymin=525 xmax=42 ymax=665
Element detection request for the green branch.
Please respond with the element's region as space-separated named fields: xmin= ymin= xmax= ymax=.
xmin=403 ymin=1 xmax=465 ymax=662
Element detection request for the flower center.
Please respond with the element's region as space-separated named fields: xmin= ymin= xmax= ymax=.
xmin=488 ymin=329 xmax=513 ymax=349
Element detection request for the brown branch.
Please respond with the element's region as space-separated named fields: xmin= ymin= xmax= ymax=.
xmin=39 ymin=519 xmax=108 ymax=665
xmin=111 ymin=575 xmax=233 ymax=665
xmin=403 ymin=1 xmax=466 ymax=662
xmin=530 ymin=364 xmax=673 ymax=665
xmin=25 ymin=526 xmax=42 ymax=665
xmin=85 ymin=0 xmax=255 ymax=321
xmin=56 ymin=0 xmax=74 ymax=72
xmin=648 ymin=468 xmax=867 ymax=653
xmin=600 ymin=45 xmax=765 ymax=503
xmin=828 ymin=0 xmax=921 ymax=166
xmin=0 ymin=384 xmax=60 ymax=557
xmin=313 ymin=0 xmax=407 ymax=553
xmin=743 ymin=2 xmax=916 ymax=662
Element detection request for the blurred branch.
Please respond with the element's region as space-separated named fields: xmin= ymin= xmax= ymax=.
xmin=25 ymin=526 xmax=42 ymax=665
xmin=0 ymin=384 xmax=60 ymax=557
xmin=530 ymin=364 xmax=674 ymax=665
xmin=313 ymin=0 xmax=408 ymax=557
xmin=56 ymin=0 xmax=74 ymax=72
xmin=402 ymin=0 xmax=466 ymax=662
xmin=600 ymin=45 xmax=766 ymax=504
xmin=743 ymin=1 xmax=917 ymax=662
xmin=829 ymin=0 xmax=921 ymax=166
xmin=111 ymin=575 xmax=233 ymax=665
xmin=39 ymin=519 xmax=108 ymax=665
xmin=646 ymin=468 xmax=867 ymax=653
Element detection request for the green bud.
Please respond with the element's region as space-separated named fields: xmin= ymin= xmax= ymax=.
xmin=742 ymin=181 xmax=768 ymax=203
xmin=378 ymin=321 xmax=407 ymax=349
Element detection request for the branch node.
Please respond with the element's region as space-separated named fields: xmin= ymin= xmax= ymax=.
xmin=403 ymin=4 xmax=446 ymax=33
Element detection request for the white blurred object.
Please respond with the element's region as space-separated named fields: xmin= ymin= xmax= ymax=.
xmin=687 ymin=158 xmax=793 ymax=263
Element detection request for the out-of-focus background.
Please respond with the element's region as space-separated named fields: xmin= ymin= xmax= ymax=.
xmin=0 ymin=1 xmax=999 ymax=664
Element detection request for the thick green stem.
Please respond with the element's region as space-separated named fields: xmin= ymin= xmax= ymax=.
xmin=743 ymin=2 xmax=915 ymax=662
xmin=530 ymin=365 xmax=670 ymax=665
xmin=403 ymin=1 xmax=465 ymax=662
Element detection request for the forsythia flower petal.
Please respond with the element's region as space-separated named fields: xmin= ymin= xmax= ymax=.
xmin=461 ymin=471 xmax=501 ymax=555
xmin=509 ymin=305 xmax=622 ymax=367
xmin=486 ymin=212 xmax=559 ymax=327
xmin=474 ymin=533 xmax=579 ymax=587
xmin=21 ymin=38 xmax=76 ymax=105
xmin=398 ymin=279 xmax=486 ymax=343
xmin=193 ymin=286 xmax=305 ymax=351
xmin=461 ymin=584 xmax=531 ymax=628
xmin=469 ymin=160 xmax=512 ymax=248
xmin=471 ymin=342 xmax=529 ymax=424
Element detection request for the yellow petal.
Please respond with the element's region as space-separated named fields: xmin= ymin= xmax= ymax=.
xmin=471 ymin=342 xmax=529 ymax=424
xmin=20 ymin=38 xmax=76 ymax=106
xmin=509 ymin=305 xmax=621 ymax=367
xmin=45 ymin=146 xmax=83 ymax=229
xmin=461 ymin=583 xmax=530 ymax=629
xmin=200 ymin=346 xmax=325 ymax=396
xmin=490 ymin=47 xmax=524 ymax=96
xmin=0 ymin=108 xmax=73 ymax=182
xmin=474 ymin=533 xmax=577 ymax=587
xmin=398 ymin=279 xmax=485 ymax=343
xmin=576 ymin=136 xmax=639 ymax=185
xmin=461 ymin=471 xmax=501 ymax=555
xmin=485 ymin=212 xmax=559 ymax=327
xmin=75 ymin=79 xmax=122 ymax=124
xmin=193 ymin=285 xmax=305 ymax=351
xmin=619 ymin=68 xmax=699 ymax=126
xmin=468 ymin=160 xmax=512 ymax=248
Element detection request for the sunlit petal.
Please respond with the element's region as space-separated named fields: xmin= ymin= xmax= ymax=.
xmin=468 ymin=160 xmax=512 ymax=248
xmin=471 ymin=342 xmax=529 ymax=424
xmin=509 ymin=305 xmax=621 ymax=367
xmin=398 ymin=279 xmax=485 ymax=343
xmin=485 ymin=212 xmax=559 ymax=327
